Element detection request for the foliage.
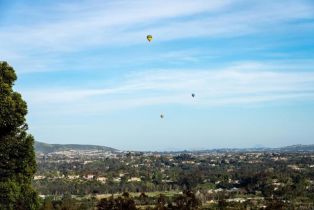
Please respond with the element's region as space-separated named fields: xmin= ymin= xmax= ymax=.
xmin=0 ymin=61 xmax=39 ymax=209
xmin=97 ymin=192 xmax=137 ymax=210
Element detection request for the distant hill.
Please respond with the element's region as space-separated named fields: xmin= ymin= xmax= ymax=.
xmin=198 ymin=144 xmax=314 ymax=153
xmin=34 ymin=141 xmax=314 ymax=154
xmin=35 ymin=141 xmax=117 ymax=154
xmin=157 ymin=144 xmax=314 ymax=154
xmin=278 ymin=144 xmax=314 ymax=152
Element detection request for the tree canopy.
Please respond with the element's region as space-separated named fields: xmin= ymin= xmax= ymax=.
xmin=0 ymin=61 xmax=39 ymax=209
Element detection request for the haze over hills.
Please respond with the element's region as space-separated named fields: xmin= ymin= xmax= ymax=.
xmin=197 ymin=144 xmax=314 ymax=153
xmin=35 ymin=141 xmax=314 ymax=154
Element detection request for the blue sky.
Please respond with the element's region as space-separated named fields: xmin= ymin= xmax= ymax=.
xmin=1 ymin=0 xmax=314 ymax=151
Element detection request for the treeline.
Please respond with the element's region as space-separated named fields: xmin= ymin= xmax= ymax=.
xmin=39 ymin=191 xmax=201 ymax=210
xmin=39 ymin=190 xmax=314 ymax=210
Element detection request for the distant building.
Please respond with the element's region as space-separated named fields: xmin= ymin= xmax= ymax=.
xmin=85 ymin=174 xmax=94 ymax=180
xmin=226 ymin=198 xmax=246 ymax=203
xmin=128 ymin=177 xmax=141 ymax=182
xmin=34 ymin=175 xmax=46 ymax=180
xmin=67 ymin=175 xmax=80 ymax=180
xmin=113 ymin=177 xmax=121 ymax=182
xmin=288 ymin=164 xmax=301 ymax=171
xmin=97 ymin=176 xmax=107 ymax=183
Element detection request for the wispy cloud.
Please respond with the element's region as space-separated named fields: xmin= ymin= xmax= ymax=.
xmin=1 ymin=0 xmax=313 ymax=73
xmin=21 ymin=61 xmax=314 ymax=116
xmin=0 ymin=0 xmax=231 ymax=50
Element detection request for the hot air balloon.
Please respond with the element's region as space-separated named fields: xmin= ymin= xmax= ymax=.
xmin=192 ymin=93 xmax=195 ymax=98
xmin=160 ymin=114 xmax=164 ymax=119
xmin=147 ymin=35 xmax=153 ymax=42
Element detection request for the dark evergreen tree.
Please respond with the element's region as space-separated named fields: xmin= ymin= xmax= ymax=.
xmin=0 ymin=61 xmax=39 ymax=209
xmin=97 ymin=194 xmax=137 ymax=210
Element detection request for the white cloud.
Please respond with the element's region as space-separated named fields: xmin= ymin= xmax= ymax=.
xmin=0 ymin=0 xmax=231 ymax=50
xmin=21 ymin=61 xmax=314 ymax=115
xmin=1 ymin=0 xmax=313 ymax=73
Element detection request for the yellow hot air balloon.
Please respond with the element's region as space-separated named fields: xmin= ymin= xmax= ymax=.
xmin=147 ymin=35 xmax=153 ymax=42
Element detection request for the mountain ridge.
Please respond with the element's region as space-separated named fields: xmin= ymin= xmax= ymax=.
xmin=35 ymin=141 xmax=118 ymax=154
xmin=34 ymin=141 xmax=314 ymax=154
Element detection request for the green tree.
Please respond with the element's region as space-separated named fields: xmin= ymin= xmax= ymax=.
xmin=59 ymin=194 xmax=78 ymax=210
xmin=173 ymin=190 xmax=200 ymax=210
xmin=39 ymin=198 xmax=54 ymax=210
xmin=0 ymin=61 xmax=39 ymax=209
xmin=97 ymin=193 xmax=137 ymax=210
